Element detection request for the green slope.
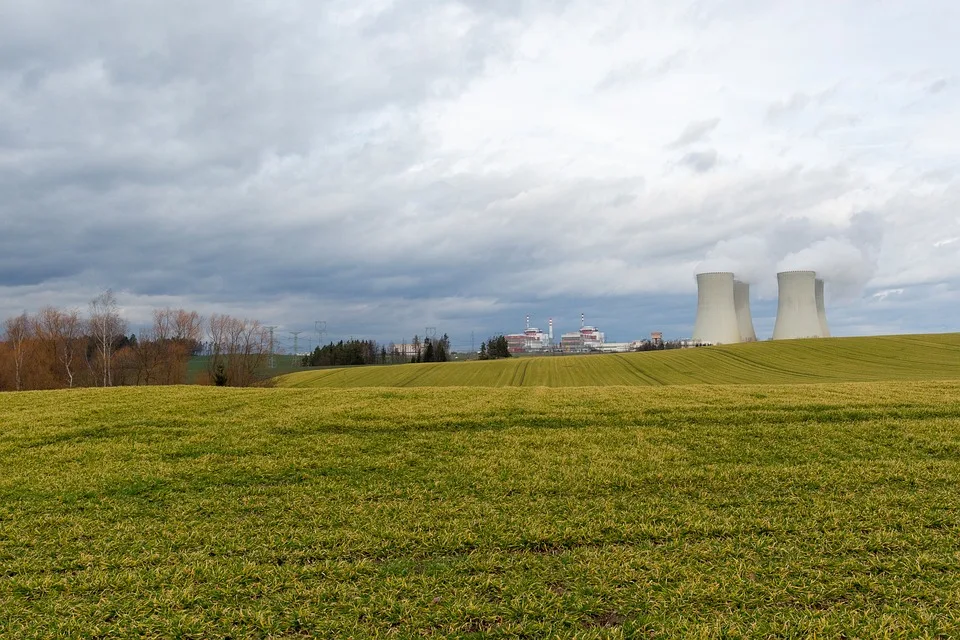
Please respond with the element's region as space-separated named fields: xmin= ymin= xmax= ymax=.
xmin=276 ymin=333 xmax=960 ymax=388
xmin=3 ymin=382 xmax=960 ymax=636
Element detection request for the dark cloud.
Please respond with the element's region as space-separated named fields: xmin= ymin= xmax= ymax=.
xmin=594 ymin=50 xmax=688 ymax=91
xmin=679 ymin=149 xmax=719 ymax=173
xmin=927 ymin=78 xmax=949 ymax=94
xmin=766 ymin=92 xmax=811 ymax=120
xmin=766 ymin=86 xmax=838 ymax=122
xmin=666 ymin=118 xmax=720 ymax=149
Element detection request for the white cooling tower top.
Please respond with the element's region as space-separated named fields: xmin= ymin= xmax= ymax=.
xmin=734 ymin=280 xmax=757 ymax=342
xmin=815 ymin=278 xmax=831 ymax=338
xmin=693 ymin=272 xmax=741 ymax=345
xmin=772 ymin=270 xmax=824 ymax=340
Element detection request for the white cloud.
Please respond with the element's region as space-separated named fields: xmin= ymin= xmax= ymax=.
xmin=1 ymin=0 xmax=959 ymax=341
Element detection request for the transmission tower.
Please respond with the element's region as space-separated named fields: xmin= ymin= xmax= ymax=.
xmin=315 ymin=320 xmax=326 ymax=350
xmin=290 ymin=331 xmax=302 ymax=366
xmin=266 ymin=326 xmax=277 ymax=369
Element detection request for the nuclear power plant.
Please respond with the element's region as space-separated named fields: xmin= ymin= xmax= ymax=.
xmin=693 ymin=269 xmax=831 ymax=343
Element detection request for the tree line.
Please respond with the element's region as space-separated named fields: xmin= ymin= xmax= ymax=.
xmin=478 ymin=335 xmax=511 ymax=360
xmin=0 ymin=290 xmax=274 ymax=391
xmin=302 ymin=334 xmax=451 ymax=367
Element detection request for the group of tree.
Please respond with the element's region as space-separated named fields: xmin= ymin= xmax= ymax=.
xmin=635 ymin=339 xmax=687 ymax=351
xmin=206 ymin=314 xmax=271 ymax=387
xmin=302 ymin=333 xmax=452 ymax=367
xmin=408 ymin=334 xmax=450 ymax=363
xmin=478 ymin=335 xmax=511 ymax=360
xmin=303 ymin=339 xmax=386 ymax=367
xmin=0 ymin=290 xmax=272 ymax=391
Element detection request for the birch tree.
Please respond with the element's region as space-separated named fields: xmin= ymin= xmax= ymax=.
xmin=35 ymin=306 xmax=84 ymax=388
xmin=3 ymin=313 xmax=30 ymax=391
xmin=89 ymin=290 xmax=125 ymax=387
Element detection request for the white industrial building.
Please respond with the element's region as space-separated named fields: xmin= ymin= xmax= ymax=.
xmin=734 ymin=280 xmax=758 ymax=342
xmin=816 ymin=278 xmax=831 ymax=338
xmin=772 ymin=270 xmax=829 ymax=339
xmin=692 ymin=272 xmax=742 ymax=345
xmin=506 ymin=317 xmax=554 ymax=353
xmin=692 ymin=269 xmax=831 ymax=343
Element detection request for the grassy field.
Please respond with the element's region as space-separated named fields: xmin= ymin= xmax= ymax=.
xmin=186 ymin=354 xmax=305 ymax=384
xmin=276 ymin=333 xmax=960 ymax=388
xmin=3 ymin=381 xmax=960 ymax=637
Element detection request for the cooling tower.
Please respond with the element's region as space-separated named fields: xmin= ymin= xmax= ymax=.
xmin=734 ymin=280 xmax=757 ymax=342
xmin=772 ymin=270 xmax=824 ymax=340
xmin=693 ymin=272 xmax=742 ymax=345
xmin=815 ymin=278 xmax=831 ymax=337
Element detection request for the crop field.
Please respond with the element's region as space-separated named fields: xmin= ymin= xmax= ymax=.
xmin=277 ymin=333 xmax=960 ymax=388
xmin=3 ymin=380 xmax=960 ymax=637
xmin=186 ymin=354 xmax=303 ymax=384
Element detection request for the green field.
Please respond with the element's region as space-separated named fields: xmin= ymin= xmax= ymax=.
xmin=186 ymin=354 xmax=305 ymax=384
xmin=276 ymin=333 xmax=960 ymax=388
xmin=3 ymin=379 xmax=960 ymax=637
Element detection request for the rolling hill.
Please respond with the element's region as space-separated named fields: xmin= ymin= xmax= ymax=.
xmin=275 ymin=333 xmax=960 ymax=388
xmin=3 ymin=381 xmax=960 ymax=635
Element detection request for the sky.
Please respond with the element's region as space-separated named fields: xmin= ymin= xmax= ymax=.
xmin=1 ymin=0 xmax=958 ymax=352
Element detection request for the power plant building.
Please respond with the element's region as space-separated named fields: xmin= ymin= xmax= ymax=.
xmin=772 ymin=270 xmax=828 ymax=339
xmin=505 ymin=326 xmax=549 ymax=353
xmin=560 ymin=325 xmax=605 ymax=353
xmin=505 ymin=317 xmax=555 ymax=353
xmin=816 ymin=278 xmax=831 ymax=338
xmin=692 ymin=272 xmax=742 ymax=345
xmin=734 ymin=280 xmax=757 ymax=342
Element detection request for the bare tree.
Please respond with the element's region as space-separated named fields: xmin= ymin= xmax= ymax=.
xmin=34 ymin=307 xmax=84 ymax=388
xmin=144 ymin=308 xmax=204 ymax=385
xmin=207 ymin=314 xmax=269 ymax=386
xmin=131 ymin=326 xmax=160 ymax=385
xmin=3 ymin=313 xmax=31 ymax=391
xmin=165 ymin=308 xmax=203 ymax=384
xmin=89 ymin=289 xmax=125 ymax=387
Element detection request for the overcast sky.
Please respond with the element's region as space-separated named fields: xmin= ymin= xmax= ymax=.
xmin=2 ymin=0 xmax=958 ymax=350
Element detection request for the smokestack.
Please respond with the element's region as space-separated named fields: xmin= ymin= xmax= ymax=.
xmin=692 ymin=272 xmax=741 ymax=345
xmin=581 ymin=313 xmax=585 ymax=329
xmin=525 ymin=314 xmax=530 ymax=330
xmin=773 ymin=270 xmax=824 ymax=339
xmin=815 ymin=278 xmax=831 ymax=337
xmin=734 ymin=280 xmax=757 ymax=342
xmin=548 ymin=318 xmax=553 ymax=341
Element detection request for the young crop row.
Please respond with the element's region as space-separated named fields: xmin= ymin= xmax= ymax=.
xmin=277 ymin=333 xmax=960 ymax=389
xmin=2 ymin=381 xmax=960 ymax=636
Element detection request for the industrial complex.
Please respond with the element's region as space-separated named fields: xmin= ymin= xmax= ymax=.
xmin=505 ymin=314 xmax=642 ymax=354
xmin=502 ymin=269 xmax=832 ymax=355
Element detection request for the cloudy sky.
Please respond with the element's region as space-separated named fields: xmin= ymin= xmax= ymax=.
xmin=2 ymin=0 xmax=958 ymax=350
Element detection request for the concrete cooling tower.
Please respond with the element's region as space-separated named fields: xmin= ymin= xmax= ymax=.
xmin=772 ymin=270 xmax=824 ymax=340
xmin=815 ymin=278 xmax=831 ymax=337
xmin=693 ymin=272 xmax=742 ymax=345
xmin=734 ymin=280 xmax=757 ymax=342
